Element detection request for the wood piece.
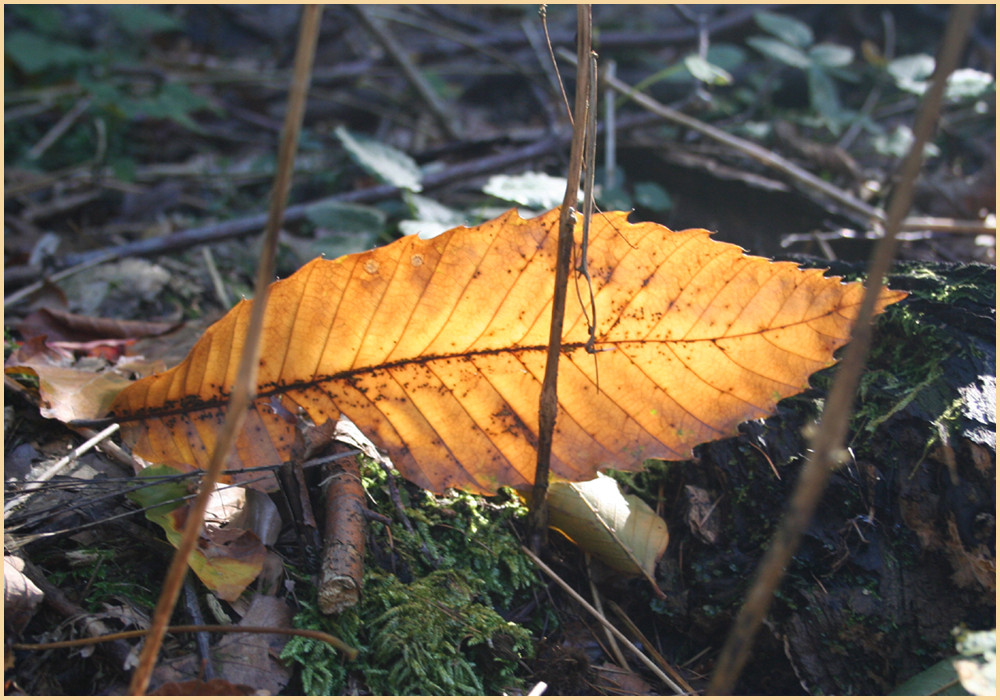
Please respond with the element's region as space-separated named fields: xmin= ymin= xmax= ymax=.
xmin=319 ymin=456 xmax=366 ymax=614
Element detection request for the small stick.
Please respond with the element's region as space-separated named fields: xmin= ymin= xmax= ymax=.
xmin=318 ymin=456 xmax=366 ymax=614
xmin=4 ymin=250 xmax=118 ymax=308
xmin=706 ymin=5 xmax=979 ymax=694
xmin=26 ymin=95 xmax=94 ymax=161
xmin=603 ymin=60 xmax=617 ymax=190
xmin=605 ymin=599 xmax=696 ymax=695
xmin=56 ymin=136 xmax=563 ymax=268
xmin=558 ymin=47 xmax=887 ymax=228
xmin=527 ymin=681 xmax=548 ymax=696
xmin=540 ymin=4 xmax=573 ymax=123
xmin=11 ymin=624 xmax=357 ymax=660
xmin=183 ymin=574 xmax=217 ymax=680
xmin=522 ymin=546 xmax=687 ymax=695
xmin=127 ymin=6 xmax=324 ymax=695
xmin=586 ymin=555 xmax=630 ymax=670
xmin=352 ymin=5 xmax=462 ymax=141
xmin=201 ymin=246 xmax=232 ymax=308
xmin=3 ymin=422 xmax=120 ymax=515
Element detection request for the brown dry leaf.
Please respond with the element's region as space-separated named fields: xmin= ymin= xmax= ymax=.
xmin=168 ymin=511 xmax=266 ymax=602
xmin=4 ymin=556 xmax=44 ymax=634
xmin=149 ymin=678 xmax=257 ymax=695
xmin=18 ymin=307 xmax=181 ymax=344
xmin=685 ymin=484 xmax=723 ymax=545
xmin=213 ymin=594 xmax=294 ymax=694
xmin=546 ymin=473 xmax=668 ymax=577
xmin=109 ymin=208 xmax=905 ymax=494
xmin=6 ymin=362 xmax=134 ymax=423
xmin=593 ymin=662 xmax=655 ymax=695
xmin=128 ymin=465 xmax=266 ymax=600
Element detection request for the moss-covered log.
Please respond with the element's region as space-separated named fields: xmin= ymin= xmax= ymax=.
xmin=619 ymin=260 xmax=995 ymax=694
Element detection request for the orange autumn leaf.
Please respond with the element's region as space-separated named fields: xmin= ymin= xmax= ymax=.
xmin=108 ymin=208 xmax=905 ymax=495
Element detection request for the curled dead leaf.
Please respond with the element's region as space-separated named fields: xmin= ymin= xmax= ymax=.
xmin=543 ymin=473 xmax=668 ymax=577
xmin=128 ymin=465 xmax=266 ymax=600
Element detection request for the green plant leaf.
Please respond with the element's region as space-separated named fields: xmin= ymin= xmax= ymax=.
xmin=946 ymin=69 xmax=995 ymax=102
xmin=335 ymin=126 xmax=422 ymax=192
xmin=305 ymin=202 xmax=387 ymax=258
xmin=808 ymin=65 xmax=840 ymax=111
xmin=127 ymin=464 xmax=188 ymax=520
xmin=595 ymin=185 xmax=632 ymax=212
xmin=890 ymin=657 xmax=969 ymax=696
xmin=633 ymin=181 xmax=673 ymax=212
xmin=747 ymin=36 xmax=812 ymax=70
xmin=306 ymin=201 xmax=387 ymax=234
xmin=872 ymin=125 xmax=941 ymax=159
xmin=887 ymin=54 xmax=936 ymax=94
xmin=106 ymin=4 xmax=182 ymax=36
xmin=754 ymin=10 xmax=814 ymax=48
xmin=705 ymin=44 xmax=747 ymax=72
xmin=809 ymin=43 xmax=855 ymax=68
xmin=483 ymin=171 xmax=574 ymax=209
xmin=5 ymin=30 xmax=91 ymax=74
xmin=399 ymin=192 xmax=468 ymax=239
xmin=683 ymin=54 xmax=733 ymax=86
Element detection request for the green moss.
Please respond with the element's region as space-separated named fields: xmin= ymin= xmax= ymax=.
xmin=282 ymin=457 xmax=538 ymax=695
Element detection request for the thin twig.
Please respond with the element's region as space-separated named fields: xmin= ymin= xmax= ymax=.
xmin=200 ymin=245 xmax=232 ymax=308
xmin=839 ymin=10 xmax=896 ymax=151
xmin=605 ymin=599 xmax=697 ymax=695
xmin=26 ymin=95 xmax=94 ymax=161
xmin=522 ymin=546 xmax=688 ymax=695
xmin=557 ymin=47 xmax=887 ymax=228
xmin=419 ymin=5 xmax=765 ymax=56
xmin=900 ymin=216 xmax=996 ymax=235
xmin=4 ymin=250 xmax=119 ymax=308
xmin=3 ymin=373 xmax=140 ymax=474
xmin=3 ymin=423 xmax=120 ymax=516
xmin=587 ymin=556 xmax=630 ymax=670
xmin=11 ymin=624 xmax=357 ymax=660
xmin=529 ymin=4 xmax=592 ymax=551
xmin=603 ymin=60 xmax=617 ymax=190
xmin=706 ymin=5 xmax=979 ymax=694
xmin=126 ymin=6 xmax=324 ymax=695
xmin=183 ymin=575 xmax=217 ymax=680
xmin=352 ymin=5 xmax=462 ymax=141
xmin=540 ymin=5 xmax=573 ymax=123
xmin=372 ymin=6 xmax=547 ymax=94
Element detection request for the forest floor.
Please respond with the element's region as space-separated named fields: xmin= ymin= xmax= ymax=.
xmin=4 ymin=4 xmax=996 ymax=695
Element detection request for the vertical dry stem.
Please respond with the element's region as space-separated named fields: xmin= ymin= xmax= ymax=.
xmin=127 ymin=5 xmax=324 ymax=694
xmin=706 ymin=5 xmax=979 ymax=694
xmin=529 ymin=3 xmax=593 ymax=550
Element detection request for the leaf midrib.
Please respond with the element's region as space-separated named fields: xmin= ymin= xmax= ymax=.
xmin=114 ymin=304 xmax=844 ymax=422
